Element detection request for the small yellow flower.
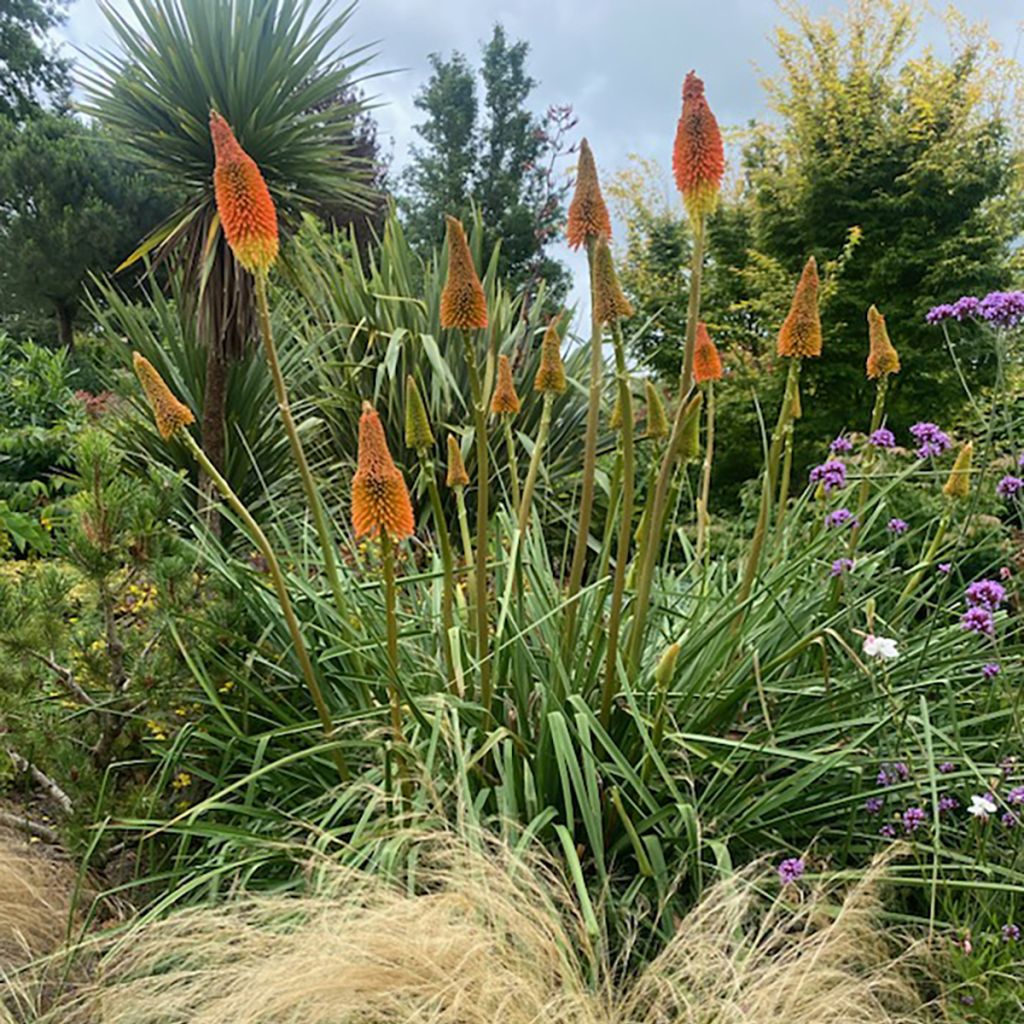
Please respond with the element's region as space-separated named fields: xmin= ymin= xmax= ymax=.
xmin=171 ymin=771 xmax=192 ymax=791
xmin=218 ymin=680 xmax=235 ymax=694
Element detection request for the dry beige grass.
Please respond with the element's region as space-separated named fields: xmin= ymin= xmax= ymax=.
xmin=55 ymin=834 xmax=928 ymax=1024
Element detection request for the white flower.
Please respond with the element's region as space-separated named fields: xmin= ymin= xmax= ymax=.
xmin=967 ymin=794 xmax=997 ymax=818
xmin=862 ymin=634 xmax=899 ymax=661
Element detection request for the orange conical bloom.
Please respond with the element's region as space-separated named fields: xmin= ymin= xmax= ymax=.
xmin=593 ymin=239 xmax=633 ymax=323
xmin=209 ymin=111 xmax=279 ymax=274
xmin=693 ymin=321 xmax=723 ymax=383
xmin=534 ymin=316 xmax=567 ymax=394
xmin=351 ymin=403 xmax=415 ymax=541
xmin=866 ymin=304 xmax=900 ymax=379
xmin=777 ymin=257 xmax=822 ymax=359
xmin=440 ymin=216 xmax=488 ymax=330
xmin=446 ymin=435 xmax=470 ymax=488
xmin=132 ymin=352 xmax=194 ymax=440
xmin=567 ymin=138 xmax=612 ymax=250
xmin=491 ymin=355 xmax=521 ymax=415
xmin=672 ymin=72 xmax=725 ymax=222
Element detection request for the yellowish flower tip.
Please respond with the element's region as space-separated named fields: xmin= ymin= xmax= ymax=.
xmin=132 ymin=352 xmax=195 ymax=440
xmin=446 ymin=434 xmax=470 ymax=489
xmin=404 ymin=375 xmax=435 ymax=452
xmin=943 ymin=441 xmax=973 ymax=500
xmin=490 ymin=355 xmax=521 ymax=415
xmin=643 ymin=380 xmax=669 ymax=439
xmin=567 ymin=138 xmax=612 ymax=250
xmin=677 ymin=392 xmax=704 ymax=462
xmin=777 ymin=256 xmax=822 ymax=359
xmin=534 ymin=315 xmax=567 ymax=394
xmin=866 ymin=304 xmax=900 ymax=379
xmin=593 ymin=238 xmax=633 ymax=324
xmin=440 ymin=215 xmax=488 ymax=330
xmin=654 ymin=642 xmax=681 ymax=689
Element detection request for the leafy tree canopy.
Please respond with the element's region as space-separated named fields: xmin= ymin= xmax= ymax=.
xmin=0 ymin=0 xmax=71 ymax=120
xmin=400 ymin=23 xmax=575 ymax=306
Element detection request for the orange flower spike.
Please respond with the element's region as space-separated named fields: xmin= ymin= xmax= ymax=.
xmin=209 ymin=111 xmax=279 ymax=274
xmin=593 ymin=239 xmax=634 ymax=323
xmin=693 ymin=321 xmax=723 ymax=383
xmin=866 ymin=304 xmax=900 ymax=379
xmin=351 ymin=402 xmax=415 ymax=541
xmin=440 ymin=216 xmax=488 ymax=330
xmin=534 ymin=316 xmax=567 ymax=394
xmin=567 ymin=138 xmax=612 ymax=250
xmin=777 ymin=256 xmax=823 ymax=359
xmin=491 ymin=355 xmax=521 ymax=415
xmin=446 ymin=435 xmax=470 ymax=488
xmin=672 ymin=72 xmax=725 ymax=222
xmin=132 ymin=352 xmax=195 ymax=440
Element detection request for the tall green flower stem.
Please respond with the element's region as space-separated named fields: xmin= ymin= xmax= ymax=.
xmin=895 ymin=513 xmax=951 ymax=613
xmin=253 ymin=272 xmax=346 ymax=620
xmin=502 ymin=418 xmax=522 ymax=511
xmin=848 ymin=377 xmax=890 ymax=555
xmin=695 ymin=380 xmax=716 ymax=559
xmin=773 ymin=384 xmax=798 ymax=538
xmin=178 ymin=430 xmax=349 ymax=785
xmin=420 ymin=457 xmax=457 ymax=691
xmin=517 ymin=394 xmax=555 ymax=534
xmin=564 ymin=236 xmax=602 ymax=641
xmin=627 ymin=214 xmax=706 ymax=675
xmin=378 ymin=532 xmax=406 ymax=745
xmin=601 ymin=319 xmax=635 ymax=727
xmin=736 ymin=359 xmax=802 ymax=618
xmin=459 ymin=329 xmax=492 ymax=711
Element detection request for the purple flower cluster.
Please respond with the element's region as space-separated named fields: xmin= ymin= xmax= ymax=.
xmin=829 ymin=557 xmax=854 ymax=578
xmin=810 ymin=459 xmax=847 ymax=494
xmin=938 ymin=563 xmax=952 ymax=575
xmin=966 ymin=579 xmax=1007 ymax=611
xmin=879 ymin=824 xmax=897 ymax=839
xmin=886 ymin=518 xmax=908 ymax=535
xmin=938 ymin=795 xmax=960 ymax=814
xmin=909 ymin=422 xmax=952 ymax=459
xmin=939 ymin=761 xmax=956 ymax=775
xmin=926 ymin=291 xmax=1024 ymax=329
xmin=778 ymin=857 xmax=805 ymax=886
xmin=982 ymin=662 xmax=1002 ymax=680
xmin=829 ymin=435 xmax=854 ymax=454
xmin=1008 ymin=786 xmax=1024 ymax=806
xmin=864 ymin=796 xmax=884 ymax=814
xmin=825 ymin=507 xmax=856 ymax=529
xmin=1003 ymin=923 xmax=1021 ymax=943
xmin=869 ymin=427 xmax=895 ymax=449
xmin=997 ymin=475 xmax=1023 ymax=498
xmin=902 ymin=806 xmax=927 ymax=833
xmin=961 ymin=606 xmax=996 ymax=636
xmin=877 ymin=762 xmax=910 ymax=787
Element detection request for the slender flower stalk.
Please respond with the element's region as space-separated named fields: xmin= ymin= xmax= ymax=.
xmin=406 ymin=376 xmax=456 ymax=690
xmin=132 ymin=354 xmax=348 ymax=784
xmin=601 ymin=315 xmax=635 ymax=727
xmin=440 ymin=216 xmax=492 ymax=711
xmin=491 ymin=355 xmax=522 ymax=510
xmin=447 ymin=434 xmax=475 ymax=575
xmin=565 ymin=142 xmax=613 ymax=640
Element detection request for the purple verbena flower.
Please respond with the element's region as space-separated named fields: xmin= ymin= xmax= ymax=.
xmin=1002 ymin=923 xmax=1021 ymax=943
xmin=938 ymin=761 xmax=956 ymax=774
xmin=879 ymin=824 xmax=897 ymax=839
xmin=830 ymin=558 xmax=854 ymax=578
xmin=877 ymin=762 xmax=910 ymax=787
xmin=886 ymin=518 xmax=908 ymax=534
xmin=938 ymin=795 xmax=959 ymax=814
xmin=966 ymin=579 xmax=1006 ymax=611
xmin=778 ymin=857 xmax=805 ymax=886
xmin=825 ymin=507 xmax=856 ymax=529
xmin=909 ymin=422 xmax=952 ymax=459
xmin=961 ymin=607 xmax=995 ymax=636
xmin=1001 ymin=756 xmax=1017 ymax=778
xmin=1002 ymin=811 xmax=1019 ymax=829
xmin=938 ymin=563 xmax=952 ymax=575
xmin=1007 ymin=786 xmax=1024 ymax=806
xmin=810 ymin=459 xmax=847 ymax=494
xmin=830 ymin=435 xmax=854 ymax=454
xmin=997 ymin=475 xmax=1024 ymax=498
xmin=979 ymin=291 xmax=1024 ymax=328
xmin=902 ymin=806 xmax=927 ymax=833
xmin=982 ymin=662 xmax=1002 ymax=679
xmin=864 ymin=796 xmax=884 ymax=814
xmin=869 ymin=427 xmax=895 ymax=449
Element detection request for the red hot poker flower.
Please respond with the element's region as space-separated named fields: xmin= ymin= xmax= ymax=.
xmin=209 ymin=111 xmax=279 ymax=274
xmin=351 ymin=403 xmax=415 ymax=541
xmin=693 ymin=321 xmax=723 ymax=383
xmin=440 ymin=216 xmax=488 ymax=330
xmin=672 ymin=72 xmax=725 ymax=222
xmin=567 ymin=138 xmax=612 ymax=250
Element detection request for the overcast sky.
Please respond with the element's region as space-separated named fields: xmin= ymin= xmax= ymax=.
xmin=56 ymin=0 xmax=1023 ymax=317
